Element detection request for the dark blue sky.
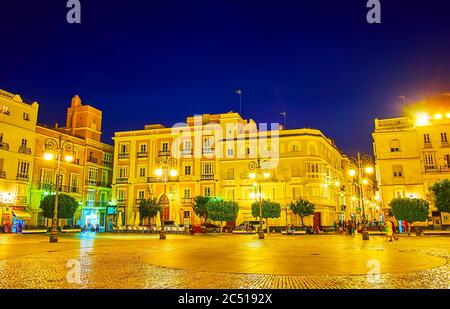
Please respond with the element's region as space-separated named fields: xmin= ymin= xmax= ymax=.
xmin=1 ymin=0 xmax=450 ymax=155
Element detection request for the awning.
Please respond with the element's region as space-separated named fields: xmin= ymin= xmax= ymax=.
xmin=12 ymin=210 xmax=32 ymax=220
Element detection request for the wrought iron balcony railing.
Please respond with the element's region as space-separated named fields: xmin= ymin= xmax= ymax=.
xmin=181 ymin=197 xmax=194 ymax=204
xmin=0 ymin=171 xmax=5 ymax=179
xmin=87 ymin=156 xmax=98 ymax=164
xmin=118 ymin=153 xmax=129 ymax=159
xmin=0 ymin=142 xmax=10 ymax=151
xmin=18 ymin=147 xmax=32 ymax=154
xmin=137 ymin=152 xmax=148 ymax=158
xmin=16 ymin=173 xmax=29 ymax=181
xmin=201 ymin=174 xmax=215 ymax=181
xmin=116 ymin=178 xmax=129 ymax=184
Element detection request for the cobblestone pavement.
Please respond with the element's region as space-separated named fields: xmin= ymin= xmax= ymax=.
xmin=0 ymin=233 xmax=448 ymax=289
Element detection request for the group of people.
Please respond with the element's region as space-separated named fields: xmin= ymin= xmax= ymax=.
xmin=335 ymin=220 xmax=358 ymax=235
xmin=82 ymin=224 xmax=100 ymax=232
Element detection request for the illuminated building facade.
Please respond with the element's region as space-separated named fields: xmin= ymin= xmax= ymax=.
xmin=30 ymin=95 xmax=114 ymax=230
xmin=112 ymin=112 xmax=350 ymax=229
xmin=373 ymin=94 xmax=450 ymax=227
xmin=0 ymin=89 xmax=39 ymax=232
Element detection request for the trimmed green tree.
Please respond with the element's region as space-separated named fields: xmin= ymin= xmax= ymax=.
xmin=138 ymin=198 xmax=162 ymax=224
xmin=251 ymin=200 xmax=281 ymax=233
xmin=289 ymin=198 xmax=315 ymax=226
xmin=389 ymin=198 xmax=429 ymax=235
xmin=207 ymin=198 xmax=239 ymax=232
xmin=430 ymin=179 xmax=450 ymax=214
xmin=193 ymin=196 xmax=210 ymax=223
xmin=40 ymin=194 xmax=79 ymax=227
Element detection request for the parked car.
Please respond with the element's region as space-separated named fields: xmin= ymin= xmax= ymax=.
xmin=200 ymin=223 xmax=221 ymax=233
xmin=222 ymin=223 xmax=236 ymax=233
xmin=233 ymin=221 xmax=266 ymax=233
xmin=357 ymin=221 xmax=385 ymax=233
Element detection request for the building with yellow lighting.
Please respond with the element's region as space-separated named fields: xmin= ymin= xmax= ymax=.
xmin=30 ymin=95 xmax=114 ymax=230
xmin=112 ymin=112 xmax=351 ymax=229
xmin=0 ymin=89 xmax=39 ymax=232
xmin=373 ymin=93 xmax=450 ymax=228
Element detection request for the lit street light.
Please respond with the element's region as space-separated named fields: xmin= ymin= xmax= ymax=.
xmin=43 ymin=134 xmax=74 ymax=243
xmin=248 ymin=158 xmax=270 ymax=239
xmin=154 ymin=154 xmax=177 ymax=240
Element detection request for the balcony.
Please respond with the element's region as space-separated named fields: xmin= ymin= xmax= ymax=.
xmin=102 ymin=161 xmax=112 ymax=168
xmin=116 ymin=178 xmax=129 ymax=184
xmin=97 ymin=180 xmax=112 ymax=188
xmin=201 ymin=174 xmax=215 ymax=181
xmin=441 ymin=142 xmax=449 ymax=148
xmin=39 ymin=183 xmax=81 ymax=194
xmin=137 ymin=152 xmax=148 ymax=158
xmin=117 ymin=199 xmax=127 ymax=205
xmin=3 ymin=110 xmax=10 ymax=115
xmin=86 ymin=179 xmax=98 ymax=186
xmin=0 ymin=142 xmax=9 ymax=151
xmin=39 ymin=183 xmax=54 ymax=191
xmin=0 ymin=171 xmax=5 ymax=179
xmin=181 ymin=149 xmax=193 ymax=156
xmin=181 ymin=197 xmax=194 ymax=204
xmin=424 ymin=142 xmax=433 ymax=149
xmin=18 ymin=146 xmax=32 ymax=154
xmin=159 ymin=150 xmax=171 ymax=157
xmin=425 ymin=165 xmax=438 ymax=172
xmin=202 ymin=148 xmax=214 ymax=155
xmin=16 ymin=173 xmax=29 ymax=181
xmin=87 ymin=156 xmax=98 ymax=164
xmin=118 ymin=153 xmax=129 ymax=159
xmin=147 ymin=176 xmax=179 ymax=183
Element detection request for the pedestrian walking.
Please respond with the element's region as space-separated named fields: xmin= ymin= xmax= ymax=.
xmin=385 ymin=217 xmax=394 ymax=242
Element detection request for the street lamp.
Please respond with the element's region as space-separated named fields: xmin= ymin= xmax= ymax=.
xmin=154 ymin=154 xmax=177 ymax=240
xmin=248 ymin=158 xmax=270 ymax=239
xmin=44 ymin=134 xmax=74 ymax=243
xmin=348 ymin=152 xmax=374 ymax=225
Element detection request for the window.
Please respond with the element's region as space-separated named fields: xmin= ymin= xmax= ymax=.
xmin=389 ymin=139 xmax=401 ymax=152
xmin=204 ymin=187 xmax=212 ymax=197
xmin=138 ymin=190 xmax=145 ymax=200
xmin=40 ymin=168 xmax=54 ymax=184
xmin=424 ymin=134 xmax=431 ymax=144
xmin=118 ymin=166 xmax=129 ymax=178
xmin=184 ymin=165 xmax=191 ymax=176
xmin=139 ymin=167 xmax=146 ymax=177
xmin=246 ymin=148 xmax=250 ymax=155
xmin=305 ymin=162 xmax=322 ymax=179
xmin=203 ymin=137 xmax=212 ymax=149
xmin=88 ymin=167 xmax=98 ymax=185
xmin=86 ymin=190 xmax=95 ymax=206
xmin=139 ymin=144 xmax=147 ymax=153
xmin=394 ymin=190 xmax=405 ymax=199
xmin=117 ymin=189 xmax=127 ymax=200
xmin=162 ymin=142 xmax=169 ymax=152
xmin=119 ymin=143 xmax=129 ymax=154
xmin=2 ymin=106 xmax=9 ymax=115
xmin=183 ymin=140 xmax=191 ymax=151
xmin=23 ymin=112 xmax=30 ymax=121
xmin=17 ymin=161 xmax=30 ymax=179
xmin=424 ymin=153 xmax=436 ymax=170
xmin=103 ymin=153 xmax=112 ymax=165
xmin=290 ymin=143 xmax=299 ymax=152
xmin=202 ymin=162 xmax=213 ymax=175
xmin=226 ymin=168 xmax=234 ymax=179
xmin=227 ymin=189 xmax=235 ymax=201
xmin=227 ymin=148 xmax=234 ymax=156
xmin=444 ymin=154 xmax=450 ymax=168
xmin=441 ymin=133 xmax=448 ymax=143
xmin=392 ymin=165 xmax=403 ymax=178
xmin=21 ymin=139 xmax=27 ymax=147
xmin=102 ymin=170 xmax=108 ymax=183
xmin=69 ymin=173 xmax=80 ymax=192
xmin=183 ymin=189 xmax=191 ymax=198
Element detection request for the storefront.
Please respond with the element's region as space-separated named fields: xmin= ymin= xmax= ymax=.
xmin=80 ymin=207 xmax=106 ymax=231
xmin=1 ymin=206 xmax=32 ymax=233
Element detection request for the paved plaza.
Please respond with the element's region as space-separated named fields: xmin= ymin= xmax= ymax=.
xmin=0 ymin=233 xmax=449 ymax=289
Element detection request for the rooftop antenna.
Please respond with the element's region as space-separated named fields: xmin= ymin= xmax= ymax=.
xmin=236 ymin=89 xmax=242 ymax=115
xmin=280 ymin=111 xmax=287 ymax=129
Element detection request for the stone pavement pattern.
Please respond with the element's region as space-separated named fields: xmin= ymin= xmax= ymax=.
xmin=0 ymin=233 xmax=448 ymax=289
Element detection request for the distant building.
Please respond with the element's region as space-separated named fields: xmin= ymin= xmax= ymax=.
xmin=0 ymin=89 xmax=39 ymax=232
xmin=30 ymin=95 xmax=114 ymax=230
xmin=373 ymin=93 xmax=450 ymax=228
xmin=112 ymin=112 xmax=350 ymax=229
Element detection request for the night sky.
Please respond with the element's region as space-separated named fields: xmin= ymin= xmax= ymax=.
xmin=1 ymin=0 xmax=450 ymax=155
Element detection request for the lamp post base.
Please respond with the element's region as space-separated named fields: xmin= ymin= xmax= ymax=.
xmin=258 ymin=231 xmax=265 ymax=239
xmin=49 ymin=235 xmax=58 ymax=243
xmin=159 ymin=230 xmax=166 ymax=240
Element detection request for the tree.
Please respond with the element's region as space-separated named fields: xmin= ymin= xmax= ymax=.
xmin=138 ymin=198 xmax=161 ymax=224
xmin=251 ymin=200 xmax=281 ymax=232
xmin=430 ymin=179 xmax=450 ymax=213
xmin=289 ymin=198 xmax=315 ymax=226
xmin=389 ymin=198 xmax=429 ymax=235
xmin=207 ymin=198 xmax=239 ymax=232
xmin=40 ymin=194 xmax=79 ymax=226
xmin=193 ymin=196 xmax=210 ymax=223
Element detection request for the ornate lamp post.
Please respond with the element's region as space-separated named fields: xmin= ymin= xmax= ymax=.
xmin=249 ymin=158 xmax=270 ymax=239
xmin=154 ymin=154 xmax=177 ymax=240
xmin=43 ymin=134 xmax=74 ymax=243
xmin=348 ymin=152 xmax=374 ymax=225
